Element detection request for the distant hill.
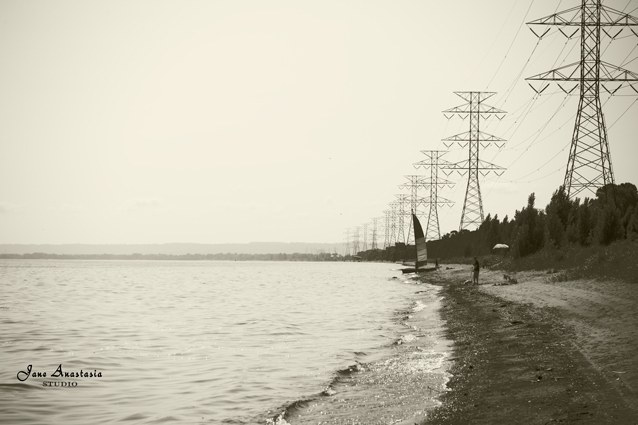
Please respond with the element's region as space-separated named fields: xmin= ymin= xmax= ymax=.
xmin=0 ymin=242 xmax=344 ymax=255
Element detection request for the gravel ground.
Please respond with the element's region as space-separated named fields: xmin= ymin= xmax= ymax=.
xmin=421 ymin=265 xmax=638 ymax=425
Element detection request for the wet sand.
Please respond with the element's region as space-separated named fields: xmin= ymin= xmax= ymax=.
xmin=422 ymin=265 xmax=638 ymax=424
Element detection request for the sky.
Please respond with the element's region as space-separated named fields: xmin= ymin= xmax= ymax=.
xmin=1 ymin=0 xmax=637 ymax=245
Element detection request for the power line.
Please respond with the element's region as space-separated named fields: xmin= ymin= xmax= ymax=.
xmin=462 ymin=0 xmax=521 ymax=87
xmin=486 ymin=0 xmax=537 ymax=90
xmin=502 ymin=95 xmax=572 ymax=169
xmin=607 ymin=98 xmax=638 ymax=130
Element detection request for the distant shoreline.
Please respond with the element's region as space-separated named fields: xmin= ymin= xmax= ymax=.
xmin=0 ymin=252 xmax=345 ymax=261
xmin=0 ymin=242 xmax=344 ymax=256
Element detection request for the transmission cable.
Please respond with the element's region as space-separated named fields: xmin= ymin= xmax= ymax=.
xmin=486 ymin=0 xmax=537 ymax=91
xmin=462 ymin=0 xmax=521 ymax=87
xmin=608 ymin=98 xmax=638 ymax=130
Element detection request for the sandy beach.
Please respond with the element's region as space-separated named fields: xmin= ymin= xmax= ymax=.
xmin=422 ymin=265 xmax=638 ymax=424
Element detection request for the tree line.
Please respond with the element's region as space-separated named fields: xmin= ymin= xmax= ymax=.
xmin=431 ymin=182 xmax=638 ymax=260
xmin=355 ymin=182 xmax=638 ymax=262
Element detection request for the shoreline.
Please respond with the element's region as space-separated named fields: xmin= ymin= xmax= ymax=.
xmin=421 ymin=265 xmax=638 ymax=424
xmin=281 ymin=277 xmax=451 ymax=425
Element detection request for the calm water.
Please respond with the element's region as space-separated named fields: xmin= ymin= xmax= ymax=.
xmin=0 ymin=260 xmax=450 ymax=424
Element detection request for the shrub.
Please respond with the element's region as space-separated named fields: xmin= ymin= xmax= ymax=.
xmin=626 ymin=207 xmax=638 ymax=241
xmin=594 ymin=203 xmax=624 ymax=245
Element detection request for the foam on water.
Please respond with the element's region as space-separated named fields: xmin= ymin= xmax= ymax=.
xmin=412 ymin=300 xmax=428 ymax=312
xmin=265 ymin=279 xmax=450 ymax=425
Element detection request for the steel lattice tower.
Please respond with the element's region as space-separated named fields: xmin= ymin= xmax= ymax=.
xmin=413 ymin=150 xmax=455 ymax=240
xmin=343 ymin=228 xmax=351 ymax=256
xmin=371 ymin=218 xmax=379 ymax=250
xmin=352 ymin=226 xmax=360 ymax=254
xmin=394 ymin=194 xmax=410 ymax=244
xmin=383 ymin=210 xmax=391 ymax=248
xmin=399 ymin=175 xmax=428 ymax=214
xmin=527 ymin=0 xmax=638 ymax=199
xmin=442 ymin=92 xmax=506 ymax=231
xmin=398 ymin=175 xmax=429 ymax=244
xmin=362 ymin=223 xmax=369 ymax=251
xmin=388 ymin=202 xmax=398 ymax=245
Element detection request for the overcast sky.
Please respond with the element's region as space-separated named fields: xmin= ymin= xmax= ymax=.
xmin=1 ymin=0 xmax=637 ymax=245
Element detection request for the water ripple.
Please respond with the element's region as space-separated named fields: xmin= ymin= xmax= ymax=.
xmin=0 ymin=260 xmax=446 ymax=424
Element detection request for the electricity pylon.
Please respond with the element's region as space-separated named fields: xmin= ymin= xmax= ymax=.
xmin=442 ymin=92 xmax=506 ymax=231
xmin=394 ymin=194 xmax=410 ymax=244
xmin=353 ymin=226 xmax=360 ymax=254
xmin=388 ymin=201 xmax=398 ymax=245
xmin=527 ymin=0 xmax=638 ymax=199
xmin=371 ymin=217 xmax=379 ymax=250
xmin=399 ymin=175 xmax=429 ymax=213
xmin=343 ymin=228 xmax=351 ymax=256
xmin=413 ymin=150 xmax=456 ymax=240
xmin=382 ymin=210 xmax=390 ymax=248
xmin=398 ymin=175 xmax=429 ymax=244
xmin=362 ymin=223 xmax=369 ymax=251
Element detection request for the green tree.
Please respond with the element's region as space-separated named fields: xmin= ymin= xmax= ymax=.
xmin=500 ymin=215 xmax=514 ymax=245
xmin=545 ymin=186 xmax=572 ymax=248
xmin=565 ymin=198 xmax=581 ymax=244
xmin=577 ymin=198 xmax=594 ymax=245
xmin=548 ymin=186 xmax=571 ymax=226
xmin=513 ymin=193 xmax=545 ymax=257
xmin=594 ymin=202 xmax=624 ymax=245
xmin=626 ymin=206 xmax=638 ymax=241
xmin=596 ymin=183 xmax=638 ymax=216
xmin=487 ymin=214 xmax=501 ymax=251
xmin=545 ymin=208 xmax=564 ymax=248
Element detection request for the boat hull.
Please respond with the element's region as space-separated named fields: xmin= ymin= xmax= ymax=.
xmin=400 ymin=266 xmax=437 ymax=274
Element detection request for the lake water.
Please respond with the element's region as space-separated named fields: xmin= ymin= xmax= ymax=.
xmin=0 ymin=260 xmax=450 ymax=424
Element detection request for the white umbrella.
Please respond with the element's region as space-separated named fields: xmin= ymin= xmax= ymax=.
xmin=492 ymin=244 xmax=509 ymax=250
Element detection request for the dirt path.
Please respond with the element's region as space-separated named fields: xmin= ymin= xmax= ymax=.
xmin=422 ymin=265 xmax=638 ymax=424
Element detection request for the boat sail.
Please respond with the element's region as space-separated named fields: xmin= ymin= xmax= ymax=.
xmin=400 ymin=213 xmax=429 ymax=273
xmin=413 ymin=213 xmax=427 ymax=270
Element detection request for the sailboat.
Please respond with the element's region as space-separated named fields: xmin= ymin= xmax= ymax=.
xmin=401 ymin=213 xmax=434 ymax=274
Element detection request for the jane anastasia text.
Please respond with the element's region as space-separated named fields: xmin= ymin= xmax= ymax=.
xmin=17 ymin=364 xmax=103 ymax=381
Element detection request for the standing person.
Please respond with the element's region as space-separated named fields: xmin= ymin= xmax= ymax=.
xmin=472 ymin=257 xmax=480 ymax=285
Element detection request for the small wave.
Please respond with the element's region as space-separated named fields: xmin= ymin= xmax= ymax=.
xmin=395 ymin=334 xmax=418 ymax=345
xmin=322 ymin=386 xmax=336 ymax=396
xmin=146 ymin=416 xmax=181 ymax=423
xmin=120 ymin=413 xmax=147 ymax=421
xmin=323 ymin=363 xmax=364 ymax=391
xmin=265 ymin=397 xmax=314 ymax=425
xmin=336 ymin=362 xmax=365 ymax=375
xmin=403 ymin=350 xmax=449 ymax=374
xmin=265 ymin=361 xmax=368 ymax=424
xmin=0 ymin=383 xmax=33 ymax=392
xmin=325 ymin=362 xmax=365 ymax=389
xmin=265 ymin=412 xmax=291 ymax=425
xmin=412 ymin=300 xmax=427 ymax=312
